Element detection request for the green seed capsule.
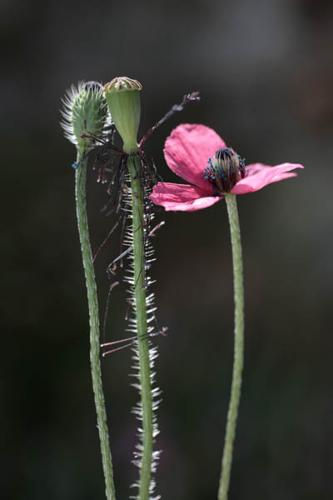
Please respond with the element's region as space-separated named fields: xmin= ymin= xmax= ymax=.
xmin=104 ymin=77 xmax=142 ymax=154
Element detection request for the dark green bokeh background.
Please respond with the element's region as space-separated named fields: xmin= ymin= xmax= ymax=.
xmin=2 ymin=0 xmax=333 ymax=498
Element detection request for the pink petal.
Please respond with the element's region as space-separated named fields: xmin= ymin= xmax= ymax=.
xmin=150 ymin=182 xmax=222 ymax=212
xmin=231 ymin=163 xmax=304 ymax=195
xmin=164 ymin=123 xmax=226 ymax=191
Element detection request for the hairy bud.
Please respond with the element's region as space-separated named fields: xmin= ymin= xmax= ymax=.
xmin=61 ymin=81 xmax=108 ymax=151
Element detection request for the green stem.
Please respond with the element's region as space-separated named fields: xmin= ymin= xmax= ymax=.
xmin=218 ymin=194 xmax=245 ymax=500
xmin=75 ymin=153 xmax=116 ymax=500
xmin=127 ymin=153 xmax=153 ymax=500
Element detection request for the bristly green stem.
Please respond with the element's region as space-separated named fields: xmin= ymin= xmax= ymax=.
xmin=127 ymin=152 xmax=153 ymax=500
xmin=75 ymin=152 xmax=116 ymax=500
xmin=218 ymin=193 xmax=245 ymax=500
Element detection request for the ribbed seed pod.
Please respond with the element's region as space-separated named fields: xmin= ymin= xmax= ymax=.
xmin=104 ymin=77 xmax=142 ymax=154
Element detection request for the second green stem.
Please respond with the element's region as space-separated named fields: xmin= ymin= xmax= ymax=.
xmin=218 ymin=194 xmax=245 ymax=500
xmin=127 ymin=153 xmax=153 ymax=500
xmin=75 ymin=154 xmax=116 ymax=500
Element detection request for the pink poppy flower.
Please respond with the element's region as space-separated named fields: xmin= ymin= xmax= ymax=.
xmin=150 ymin=124 xmax=304 ymax=212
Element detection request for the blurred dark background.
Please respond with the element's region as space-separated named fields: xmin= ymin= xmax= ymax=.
xmin=2 ymin=0 xmax=333 ymax=498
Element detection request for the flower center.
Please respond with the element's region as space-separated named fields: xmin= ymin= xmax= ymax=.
xmin=203 ymin=147 xmax=246 ymax=193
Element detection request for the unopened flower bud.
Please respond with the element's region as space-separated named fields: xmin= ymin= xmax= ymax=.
xmin=104 ymin=77 xmax=142 ymax=154
xmin=204 ymin=147 xmax=246 ymax=193
xmin=61 ymin=81 xmax=108 ymax=150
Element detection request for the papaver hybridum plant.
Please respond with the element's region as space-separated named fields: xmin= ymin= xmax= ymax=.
xmin=151 ymin=123 xmax=303 ymax=500
xmin=61 ymin=71 xmax=303 ymax=500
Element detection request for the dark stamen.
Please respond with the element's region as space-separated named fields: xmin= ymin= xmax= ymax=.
xmin=203 ymin=147 xmax=246 ymax=193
